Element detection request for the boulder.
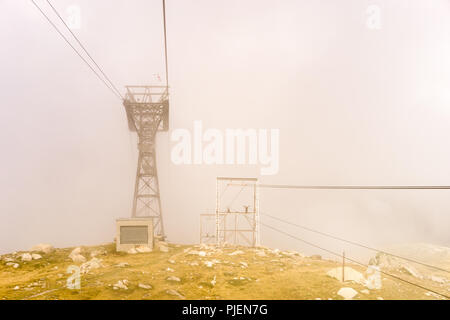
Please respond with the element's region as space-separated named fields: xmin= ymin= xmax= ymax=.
xmin=21 ymin=253 xmax=32 ymax=262
xmin=204 ymin=261 xmax=214 ymax=268
xmin=337 ymin=287 xmax=358 ymax=300
xmin=365 ymin=266 xmax=382 ymax=289
xmin=69 ymin=247 xmax=82 ymax=257
xmin=255 ymin=250 xmax=266 ymax=257
xmin=31 ymin=254 xmax=42 ymax=260
xmin=327 ymin=267 xmax=365 ymax=285
xmin=30 ymin=244 xmax=54 ymax=254
xmin=166 ymin=276 xmax=181 ymax=282
xmin=113 ymin=280 xmax=129 ymax=290
xmin=72 ymin=255 xmax=86 ymax=263
xmin=127 ymin=248 xmax=138 ymax=254
xmin=430 ymin=275 xmax=446 ymax=284
xmin=6 ymin=262 xmax=19 ymax=268
xmin=69 ymin=247 xmax=86 ymax=263
xmin=402 ymin=265 xmax=423 ymax=279
xmin=80 ymin=258 xmax=102 ymax=274
xmin=115 ymin=262 xmax=129 ymax=268
xmin=166 ymin=289 xmax=185 ymax=299
xmin=136 ymin=245 xmax=152 ymax=253
xmin=138 ymin=283 xmax=152 ymax=290
xmin=90 ymin=247 xmax=107 ymax=257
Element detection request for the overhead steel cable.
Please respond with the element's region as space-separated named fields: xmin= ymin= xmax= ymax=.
xmin=258 ymin=184 xmax=450 ymax=190
xmin=45 ymin=0 xmax=123 ymax=99
xmin=261 ymin=222 xmax=450 ymax=299
xmin=261 ymin=212 xmax=450 ymax=275
xmin=162 ymin=0 xmax=169 ymax=91
xmin=31 ymin=0 xmax=122 ymax=100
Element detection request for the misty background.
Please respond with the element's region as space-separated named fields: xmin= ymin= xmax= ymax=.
xmin=1 ymin=0 xmax=449 ymax=260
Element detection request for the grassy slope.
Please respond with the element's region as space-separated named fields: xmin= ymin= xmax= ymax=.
xmin=0 ymin=243 xmax=448 ymax=300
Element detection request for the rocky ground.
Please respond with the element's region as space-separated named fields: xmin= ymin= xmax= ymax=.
xmin=0 ymin=242 xmax=449 ymax=300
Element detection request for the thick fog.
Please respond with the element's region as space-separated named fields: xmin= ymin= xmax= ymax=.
xmin=1 ymin=0 xmax=449 ymax=259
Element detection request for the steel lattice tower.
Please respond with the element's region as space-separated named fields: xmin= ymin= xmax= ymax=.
xmin=123 ymin=85 xmax=169 ymax=237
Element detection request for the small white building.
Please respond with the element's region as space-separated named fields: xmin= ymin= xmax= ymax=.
xmin=116 ymin=217 xmax=153 ymax=252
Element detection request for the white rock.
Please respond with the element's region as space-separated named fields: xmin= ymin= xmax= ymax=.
xmin=136 ymin=245 xmax=152 ymax=253
xmin=21 ymin=253 xmax=32 ymax=262
xmin=31 ymin=254 xmax=42 ymax=260
xmin=255 ymin=250 xmax=266 ymax=257
xmin=361 ymin=289 xmax=370 ymax=294
xmin=166 ymin=276 xmax=181 ymax=282
xmin=198 ymin=251 xmax=207 ymax=257
xmin=69 ymin=247 xmax=82 ymax=258
xmin=430 ymin=275 xmax=446 ymax=284
xmin=159 ymin=245 xmax=169 ymax=253
xmin=240 ymin=262 xmax=248 ymax=268
xmin=6 ymin=262 xmax=19 ymax=268
xmin=113 ymin=280 xmax=128 ymax=290
xmin=168 ymin=259 xmax=176 ymax=264
xmin=365 ymin=266 xmax=382 ymax=289
xmin=30 ymin=244 xmax=54 ymax=254
xmin=327 ymin=267 xmax=365 ymax=285
xmin=229 ymin=250 xmax=244 ymax=256
xmin=166 ymin=289 xmax=185 ymax=299
xmin=127 ymin=248 xmax=138 ymax=254
xmin=71 ymin=254 xmax=86 ymax=263
xmin=337 ymin=287 xmax=358 ymax=300
xmin=69 ymin=247 xmax=86 ymax=263
xmin=377 ymin=297 xmax=384 ymax=300
xmin=116 ymin=262 xmax=129 ymax=268
xmin=13 ymin=286 xmax=20 ymax=290
xmin=403 ymin=264 xmax=423 ymax=279
xmin=90 ymin=248 xmax=107 ymax=257
xmin=80 ymin=258 xmax=102 ymax=274
xmin=166 ymin=267 xmax=175 ymax=272
xmin=138 ymin=283 xmax=152 ymax=290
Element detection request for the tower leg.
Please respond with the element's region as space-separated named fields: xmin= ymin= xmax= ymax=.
xmin=131 ymin=140 xmax=165 ymax=238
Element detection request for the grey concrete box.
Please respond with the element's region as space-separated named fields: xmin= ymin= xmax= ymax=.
xmin=116 ymin=218 xmax=153 ymax=252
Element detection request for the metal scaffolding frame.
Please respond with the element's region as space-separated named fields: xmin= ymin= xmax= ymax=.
xmin=214 ymin=177 xmax=260 ymax=247
xmin=123 ymin=85 xmax=169 ymax=238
